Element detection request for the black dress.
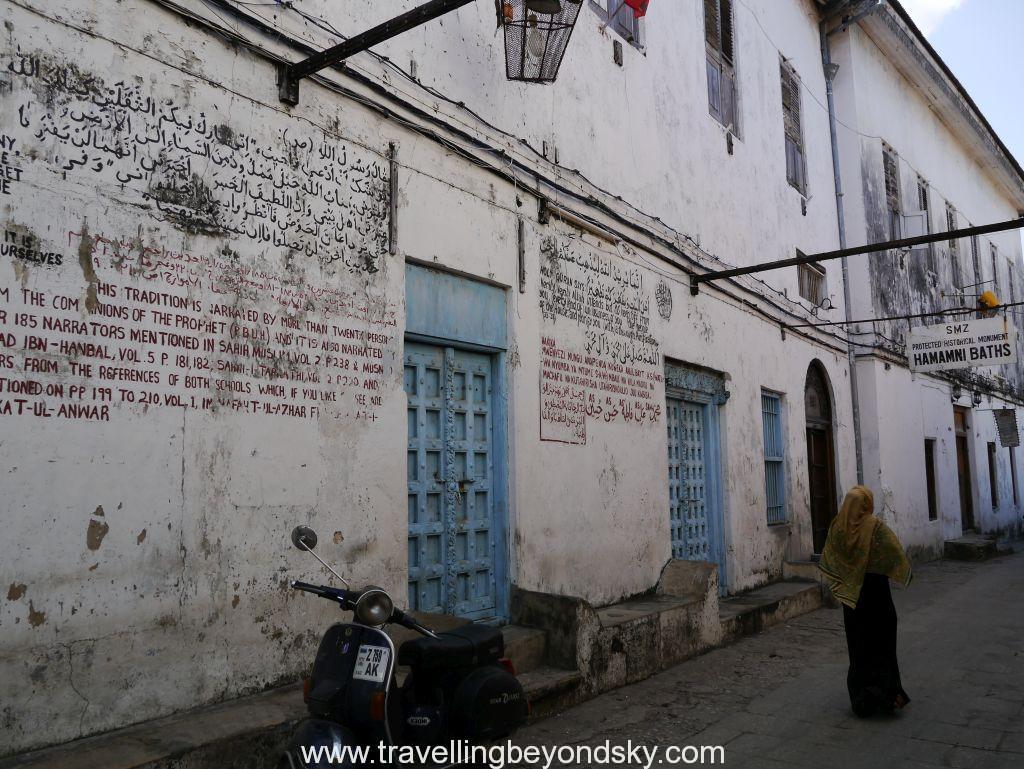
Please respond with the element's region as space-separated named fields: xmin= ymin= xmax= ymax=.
xmin=842 ymin=572 xmax=910 ymax=717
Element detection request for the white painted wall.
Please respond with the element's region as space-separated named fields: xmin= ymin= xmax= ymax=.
xmin=0 ymin=0 xmax=858 ymax=754
xmin=831 ymin=16 xmax=1024 ymax=553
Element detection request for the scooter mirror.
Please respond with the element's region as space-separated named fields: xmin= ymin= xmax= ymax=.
xmin=291 ymin=526 xmax=318 ymax=551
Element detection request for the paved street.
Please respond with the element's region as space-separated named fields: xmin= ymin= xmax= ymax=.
xmin=514 ymin=552 xmax=1024 ymax=769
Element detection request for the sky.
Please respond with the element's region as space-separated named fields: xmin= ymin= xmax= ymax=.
xmin=906 ymin=0 xmax=1023 ymax=165
xmin=902 ymin=0 xmax=1024 ymax=235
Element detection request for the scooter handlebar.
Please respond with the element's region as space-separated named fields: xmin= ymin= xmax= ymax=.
xmin=390 ymin=607 xmax=437 ymax=637
xmin=290 ymin=580 xmax=352 ymax=606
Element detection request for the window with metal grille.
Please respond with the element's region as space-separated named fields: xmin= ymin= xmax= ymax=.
xmin=882 ymin=143 xmax=901 ymax=240
xmin=924 ymin=439 xmax=937 ymax=521
xmin=798 ymin=262 xmax=826 ymax=305
xmin=704 ymin=0 xmax=737 ymax=134
xmin=590 ymin=0 xmax=643 ymax=47
xmin=780 ymin=60 xmax=806 ymax=195
xmin=988 ymin=441 xmax=999 ymax=509
xmin=761 ymin=391 xmax=786 ymax=524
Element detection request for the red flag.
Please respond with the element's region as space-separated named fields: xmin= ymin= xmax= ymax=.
xmin=623 ymin=0 xmax=649 ymax=18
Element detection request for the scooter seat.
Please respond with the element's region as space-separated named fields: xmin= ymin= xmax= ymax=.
xmin=398 ymin=623 xmax=504 ymax=670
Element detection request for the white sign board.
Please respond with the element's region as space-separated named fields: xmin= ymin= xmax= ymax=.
xmin=908 ymin=317 xmax=1017 ymax=373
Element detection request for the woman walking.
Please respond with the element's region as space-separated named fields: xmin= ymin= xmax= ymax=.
xmin=819 ymin=485 xmax=913 ymax=717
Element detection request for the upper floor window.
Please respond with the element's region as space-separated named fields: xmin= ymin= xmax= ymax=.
xmin=591 ymin=1 xmax=643 ymax=47
xmin=946 ymin=203 xmax=960 ymax=286
xmin=971 ymin=233 xmax=982 ymax=286
xmin=780 ymin=60 xmax=806 ymax=195
xmin=704 ymin=0 xmax=737 ymax=133
xmin=882 ymin=143 xmax=901 ymax=240
xmin=991 ymin=243 xmax=1000 ymax=295
xmin=798 ymin=262 xmax=826 ymax=305
xmin=1008 ymin=259 xmax=1016 ymax=304
xmin=906 ymin=175 xmax=934 ymax=272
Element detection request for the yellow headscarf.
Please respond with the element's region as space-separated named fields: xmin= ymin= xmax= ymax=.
xmin=818 ymin=485 xmax=912 ymax=608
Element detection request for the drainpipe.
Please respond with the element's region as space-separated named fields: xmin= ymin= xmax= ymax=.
xmin=820 ymin=10 xmax=875 ymax=486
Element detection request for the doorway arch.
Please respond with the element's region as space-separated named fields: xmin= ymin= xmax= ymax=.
xmin=805 ymin=361 xmax=838 ymax=554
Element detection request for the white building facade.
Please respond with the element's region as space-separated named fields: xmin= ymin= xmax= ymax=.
xmin=0 ymin=0 xmax=1018 ymax=755
xmin=827 ymin=1 xmax=1024 ymax=558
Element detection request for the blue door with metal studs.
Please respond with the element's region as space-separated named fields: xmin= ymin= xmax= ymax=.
xmin=405 ymin=343 xmax=499 ymax=619
xmin=665 ymin=362 xmax=728 ymax=593
xmin=403 ymin=262 xmax=508 ymax=621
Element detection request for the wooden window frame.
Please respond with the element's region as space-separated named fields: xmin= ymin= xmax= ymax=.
xmin=781 ymin=60 xmax=807 ymax=196
xmin=945 ymin=202 xmax=962 ymax=285
xmin=798 ymin=261 xmax=826 ymax=305
xmin=590 ymin=0 xmax=644 ymax=49
xmin=882 ymin=142 xmax=901 ymax=241
xmin=1011 ymin=446 xmax=1019 ymax=507
xmin=991 ymin=243 xmax=1000 ymax=295
xmin=988 ymin=441 xmax=999 ymax=509
xmin=924 ymin=438 xmax=938 ymax=521
xmin=704 ymin=0 xmax=738 ymax=135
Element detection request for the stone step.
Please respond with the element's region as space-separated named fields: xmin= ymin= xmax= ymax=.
xmin=782 ymin=559 xmax=820 ymax=582
xmin=500 ymin=624 xmax=547 ymax=675
xmin=719 ymin=580 xmax=822 ymax=644
xmin=518 ymin=666 xmax=583 ymax=720
xmin=0 ymin=683 xmax=304 ymax=769
xmin=1 ymin=661 xmax=572 ymax=769
xmin=944 ymin=534 xmax=1000 ymax=561
xmin=2 ymin=620 xmax=553 ymax=769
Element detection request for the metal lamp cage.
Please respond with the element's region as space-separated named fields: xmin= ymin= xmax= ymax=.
xmin=501 ymin=0 xmax=584 ymax=82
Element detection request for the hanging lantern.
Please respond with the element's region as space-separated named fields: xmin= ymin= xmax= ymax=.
xmin=501 ymin=0 xmax=584 ymax=83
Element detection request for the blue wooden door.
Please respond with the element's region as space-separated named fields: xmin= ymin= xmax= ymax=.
xmin=666 ymin=396 xmax=725 ymax=589
xmin=405 ymin=342 xmax=499 ymax=620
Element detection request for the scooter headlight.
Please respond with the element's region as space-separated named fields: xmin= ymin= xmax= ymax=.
xmin=354 ymin=588 xmax=394 ymax=626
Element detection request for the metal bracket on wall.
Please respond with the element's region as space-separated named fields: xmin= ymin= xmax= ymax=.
xmin=277 ymin=0 xmax=475 ymax=105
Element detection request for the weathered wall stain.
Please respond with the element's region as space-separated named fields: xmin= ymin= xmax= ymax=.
xmin=85 ymin=508 xmax=109 ymax=551
xmin=6 ymin=583 xmax=26 ymax=601
xmin=75 ymin=220 xmax=99 ymax=313
xmin=26 ymin=600 xmax=45 ymax=627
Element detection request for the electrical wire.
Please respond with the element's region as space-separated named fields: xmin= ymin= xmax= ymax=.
xmin=224 ymin=0 xmax=847 ymax=318
xmin=178 ymin=0 xmax=863 ymax=353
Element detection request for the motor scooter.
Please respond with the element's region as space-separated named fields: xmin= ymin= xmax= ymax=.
xmin=279 ymin=526 xmax=528 ymax=769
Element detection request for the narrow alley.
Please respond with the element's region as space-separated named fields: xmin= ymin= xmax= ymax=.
xmin=515 ymin=553 xmax=1024 ymax=769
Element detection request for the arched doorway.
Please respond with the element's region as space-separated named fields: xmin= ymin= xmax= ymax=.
xmin=806 ymin=362 xmax=838 ymax=554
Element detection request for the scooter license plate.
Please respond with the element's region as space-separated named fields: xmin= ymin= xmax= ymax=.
xmin=352 ymin=644 xmax=390 ymax=682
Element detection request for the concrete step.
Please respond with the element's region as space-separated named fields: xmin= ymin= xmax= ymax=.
xmin=2 ymin=620 xmax=553 ymax=769
xmin=518 ymin=666 xmax=583 ymax=720
xmin=719 ymin=580 xmax=822 ymax=644
xmin=500 ymin=624 xmax=547 ymax=675
xmin=0 ymin=683 xmax=304 ymax=769
xmin=944 ymin=534 xmax=1000 ymax=561
xmin=782 ymin=559 xmax=820 ymax=582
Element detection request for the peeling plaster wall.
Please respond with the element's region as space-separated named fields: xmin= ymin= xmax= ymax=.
xmin=0 ymin=0 xmax=408 ymax=753
xmin=222 ymin=0 xmax=848 ymax=318
xmin=831 ymin=24 xmax=1024 ymax=552
xmin=0 ymin=0 xmax=857 ymax=754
